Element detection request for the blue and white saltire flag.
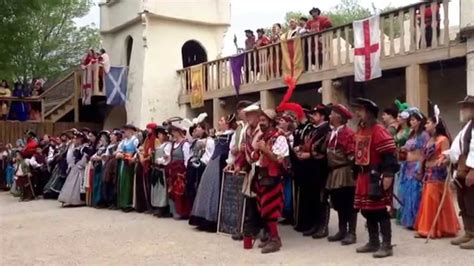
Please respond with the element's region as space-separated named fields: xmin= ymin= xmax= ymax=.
xmin=105 ymin=66 xmax=128 ymax=105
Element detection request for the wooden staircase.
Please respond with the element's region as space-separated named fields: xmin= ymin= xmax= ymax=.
xmin=42 ymin=70 xmax=80 ymax=122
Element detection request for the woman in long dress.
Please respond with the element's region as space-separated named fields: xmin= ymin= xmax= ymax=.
xmin=151 ymin=126 xmax=172 ymax=217
xmin=393 ymin=110 xmax=411 ymax=223
xmin=102 ymin=130 xmax=121 ymax=209
xmin=186 ymin=122 xmax=215 ymax=208
xmin=58 ymin=131 xmax=91 ymax=206
xmin=414 ymin=114 xmax=460 ymax=238
xmin=166 ymin=121 xmax=191 ymax=219
xmin=399 ymin=109 xmax=429 ymax=228
xmin=91 ymin=131 xmax=110 ymax=207
xmin=134 ymin=124 xmax=157 ymax=213
xmin=189 ymin=115 xmax=234 ymax=232
xmin=43 ymin=133 xmax=73 ymax=199
xmin=116 ymin=125 xmax=139 ymax=212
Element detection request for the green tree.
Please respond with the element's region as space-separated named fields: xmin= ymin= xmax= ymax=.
xmin=0 ymin=0 xmax=100 ymax=83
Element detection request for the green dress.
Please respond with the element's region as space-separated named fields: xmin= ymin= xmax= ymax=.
xmin=117 ymin=136 xmax=138 ymax=209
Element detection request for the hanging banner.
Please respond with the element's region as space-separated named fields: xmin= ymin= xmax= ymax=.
xmin=230 ymin=53 xmax=245 ymax=97
xmin=279 ymin=36 xmax=304 ymax=105
xmin=190 ymin=64 xmax=205 ymax=109
xmin=353 ymin=15 xmax=382 ymax=82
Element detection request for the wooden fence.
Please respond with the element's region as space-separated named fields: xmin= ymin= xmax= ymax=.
xmin=0 ymin=122 xmax=102 ymax=145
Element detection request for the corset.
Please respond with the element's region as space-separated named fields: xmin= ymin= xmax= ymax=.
xmin=211 ymin=133 xmax=232 ymax=160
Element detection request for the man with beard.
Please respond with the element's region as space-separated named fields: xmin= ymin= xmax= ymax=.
xmin=449 ymin=96 xmax=474 ymax=250
xmin=228 ymin=102 xmax=264 ymax=242
xmin=351 ymin=98 xmax=398 ymax=258
xmin=253 ymin=109 xmax=289 ymax=253
xmin=294 ymin=104 xmax=331 ymax=239
xmin=326 ymin=104 xmax=357 ymax=245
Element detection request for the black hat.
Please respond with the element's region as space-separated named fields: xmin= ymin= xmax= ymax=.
xmin=74 ymin=131 xmax=87 ymax=139
xmin=307 ymin=104 xmax=330 ymax=118
xmin=24 ymin=129 xmax=36 ymax=138
xmin=309 ymin=7 xmax=321 ymax=15
xmin=351 ymin=97 xmax=379 ymax=117
xmin=81 ymin=127 xmax=92 ymax=134
xmin=155 ymin=125 xmax=168 ymax=135
xmin=226 ymin=113 xmax=237 ymax=124
xmin=256 ymin=28 xmax=265 ymax=34
xmin=244 ymin=29 xmax=254 ymax=34
xmin=236 ymin=100 xmax=252 ymax=110
xmin=123 ymin=124 xmax=137 ymax=131
xmin=458 ymin=96 xmax=474 ymax=105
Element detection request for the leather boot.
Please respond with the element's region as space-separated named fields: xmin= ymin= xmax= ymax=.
xmin=460 ymin=231 xmax=474 ymax=250
xmin=373 ymin=217 xmax=393 ymax=258
xmin=373 ymin=243 xmax=393 ymax=258
xmin=356 ymin=219 xmax=380 ymax=253
xmin=328 ymin=211 xmax=346 ymax=242
xmin=261 ymin=237 xmax=282 ymax=254
xmin=341 ymin=212 xmax=357 ymax=245
xmin=302 ymin=226 xmax=318 ymax=237
xmin=312 ymin=204 xmax=330 ymax=239
xmin=231 ymin=232 xmax=243 ymax=241
xmin=451 ymin=233 xmax=472 ymax=245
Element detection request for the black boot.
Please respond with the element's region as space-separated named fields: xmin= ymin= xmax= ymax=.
xmin=356 ymin=218 xmax=380 ymax=253
xmin=373 ymin=217 xmax=393 ymax=258
xmin=302 ymin=226 xmax=318 ymax=237
xmin=328 ymin=211 xmax=346 ymax=242
xmin=312 ymin=203 xmax=330 ymax=239
xmin=341 ymin=212 xmax=357 ymax=245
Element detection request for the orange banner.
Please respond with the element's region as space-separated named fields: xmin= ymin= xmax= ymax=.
xmin=190 ymin=64 xmax=204 ymax=109
xmin=280 ymin=37 xmax=304 ymax=81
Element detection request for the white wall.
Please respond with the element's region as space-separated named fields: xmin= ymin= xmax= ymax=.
xmin=138 ymin=17 xmax=228 ymax=127
xmin=101 ymin=23 xmax=145 ymax=127
xmin=100 ymin=0 xmax=142 ymax=31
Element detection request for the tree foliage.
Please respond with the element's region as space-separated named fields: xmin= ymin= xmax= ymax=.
xmin=0 ymin=0 xmax=100 ymax=83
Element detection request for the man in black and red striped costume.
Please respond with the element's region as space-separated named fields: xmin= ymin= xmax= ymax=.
xmin=351 ymin=98 xmax=398 ymax=258
xmin=253 ymin=109 xmax=289 ymax=254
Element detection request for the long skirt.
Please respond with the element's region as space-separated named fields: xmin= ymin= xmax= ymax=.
xmin=84 ymin=162 xmax=94 ymax=206
xmin=43 ymin=164 xmax=66 ymax=199
xmin=117 ymin=160 xmax=134 ymax=209
xmin=58 ymin=165 xmax=85 ymax=206
xmin=133 ymin=163 xmax=151 ymax=213
xmin=399 ymin=161 xmax=422 ymax=228
xmin=92 ymin=164 xmax=104 ymax=207
xmin=150 ymin=167 xmax=168 ymax=208
xmin=414 ymin=181 xmax=460 ymax=238
xmin=189 ymin=156 xmax=222 ymax=231
xmin=186 ymin=163 xmax=206 ymax=208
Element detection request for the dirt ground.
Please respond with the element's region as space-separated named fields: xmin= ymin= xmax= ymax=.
xmin=0 ymin=192 xmax=471 ymax=265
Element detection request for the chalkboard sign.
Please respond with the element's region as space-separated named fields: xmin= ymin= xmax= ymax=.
xmin=217 ymin=171 xmax=246 ymax=235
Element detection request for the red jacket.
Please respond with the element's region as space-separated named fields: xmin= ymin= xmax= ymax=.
xmin=22 ymin=138 xmax=39 ymax=159
xmin=306 ymin=16 xmax=332 ymax=32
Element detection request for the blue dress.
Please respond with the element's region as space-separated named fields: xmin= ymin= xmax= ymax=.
xmin=399 ymin=132 xmax=429 ymax=228
xmin=8 ymin=87 xmax=29 ymax=121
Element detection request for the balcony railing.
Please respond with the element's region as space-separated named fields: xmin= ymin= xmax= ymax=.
xmin=177 ymin=0 xmax=457 ymax=102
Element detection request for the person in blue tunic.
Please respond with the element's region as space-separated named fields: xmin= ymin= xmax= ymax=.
xmin=8 ymin=83 xmax=29 ymax=121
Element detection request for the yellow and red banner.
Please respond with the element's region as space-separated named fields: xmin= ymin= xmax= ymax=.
xmin=280 ymin=37 xmax=304 ymax=104
xmin=190 ymin=64 xmax=204 ymax=109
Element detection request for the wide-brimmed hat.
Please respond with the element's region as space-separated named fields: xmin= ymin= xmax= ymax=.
xmin=155 ymin=125 xmax=169 ymax=135
xmin=168 ymin=118 xmax=193 ymax=133
xmin=458 ymin=96 xmax=474 ymax=105
xmin=331 ymin=104 xmax=353 ymax=120
xmin=73 ymin=131 xmax=87 ymax=139
xmin=242 ymin=102 xmax=261 ymax=113
xmin=351 ymin=97 xmax=379 ymax=117
xmin=236 ymin=100 xmax=253 ymax=110
xmin=261 ymin=109 xmax=277 ymax=120
xmin=244 ymin=29 xmax=254 ymax=34
xmin=309 ymin=7 xmax=321 ymax=15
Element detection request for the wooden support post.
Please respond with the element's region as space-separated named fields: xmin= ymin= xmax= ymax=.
xmin=406 ymin=64 xmax=428 ymax=115
xmin=322 ymin=79 xmax=347 ymax=105
xmin=213 ymin=98 xmax=225 ymax=128
xmin=74 ymin=71 xmax=80 ymax=122
xmin=260 ymin=90 xmax=276 ymax=110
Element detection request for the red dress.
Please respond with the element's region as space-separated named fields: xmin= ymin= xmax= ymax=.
xmin=354 ymin=123 xmax=396 ymax=210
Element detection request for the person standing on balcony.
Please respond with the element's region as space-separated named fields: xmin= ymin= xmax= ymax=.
xmin=244 ymin=29 xmax=256 ymax=82
xmin=298 ymin=17 xmax=309 ymax=35
xmin=271 ymin=23 xmax=282 ymax=43
xmin=8 ymin=82 xmax=29 ymax=121
xmin=256 ymin=29 xmax=271 ymax=47
xmin=0 ymin=80 xmax=11 ymax=120
xmin=282 ymin=19 xmax=300 ymax=40
xmin=306 ymin=7 xmax=332 ymax=69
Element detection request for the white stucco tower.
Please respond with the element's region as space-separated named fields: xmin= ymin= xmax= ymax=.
xmin=99 ymin=0 xmax=231 ymax=127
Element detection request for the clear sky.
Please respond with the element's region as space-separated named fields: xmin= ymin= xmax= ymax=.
xmin=78 ymin=0 xmax=460 ymax=56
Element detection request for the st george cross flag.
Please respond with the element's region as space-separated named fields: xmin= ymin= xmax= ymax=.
xmin=353 ymin=15 xmax=382 ymax=82
xmin=105 ymin=66 xmax=128 ymax=105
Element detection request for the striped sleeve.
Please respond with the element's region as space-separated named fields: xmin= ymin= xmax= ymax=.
xmin=373 ymin=124 xmax=396 ymax=153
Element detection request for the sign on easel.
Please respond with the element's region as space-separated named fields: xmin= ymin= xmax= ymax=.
xmin=217 ymin=171 xmax=246 ymax=235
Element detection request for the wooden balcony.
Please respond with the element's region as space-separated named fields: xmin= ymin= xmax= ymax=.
xmin=177 ymin=0 xmax=465 ymax=105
